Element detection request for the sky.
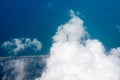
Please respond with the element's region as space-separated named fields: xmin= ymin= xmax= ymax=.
xmin=0 ymin=0 xmax=120 ymax=56
xmin=0 ymin=0 xmax=120 ymax=80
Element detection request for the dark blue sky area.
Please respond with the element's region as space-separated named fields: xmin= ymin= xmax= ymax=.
xmin=0 ymin=0 xmax=120 ymax=55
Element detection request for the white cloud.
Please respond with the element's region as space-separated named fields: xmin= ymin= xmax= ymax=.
xmin=32 ymin=39 xmax=42 ymax=51
xmin=53 ymin=10 xmax=85 ymax=43
xmin=110 ymin=47 xmax=120 ymax=57
xmin=1 ymin=38 xmax=42 ymax=55
xmin=2 ymin=59 xmax=26 ymax=80
xmin=13 ymin=59 xmax=25 ymax=80
xmin=36 ymin=10 xmax=120 ymax=80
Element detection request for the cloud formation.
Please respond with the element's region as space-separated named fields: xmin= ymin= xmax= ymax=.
xmin=12 ymin=59 xmax=25 ymax=80
xmin=1 ymin=38 xmax=42 ymax=55
xmin=2 ymin=59 xmax=25 ymax=80
xmin=36 ymin=10 xmax=120 ymax=80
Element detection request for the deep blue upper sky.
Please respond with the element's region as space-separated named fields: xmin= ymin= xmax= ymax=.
xmin=0 ymin=0 xmax=120 ymax=56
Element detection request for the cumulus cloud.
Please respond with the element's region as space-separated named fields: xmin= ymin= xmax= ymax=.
xmin=36 ymin=10 xmax=120 ymax=80
xmin=1 ymin=38 xmax=42 ymax=55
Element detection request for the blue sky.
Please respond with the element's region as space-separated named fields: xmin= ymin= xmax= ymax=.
xmin=0 ymin=0 xmax=120 ymax=56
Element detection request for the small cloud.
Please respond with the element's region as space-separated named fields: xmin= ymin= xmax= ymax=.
xmin=32 ymin=39 xmax=42 ymax=51
xmin=48 ymin=2 xmax=53 ymax=8
xmin=76 ymin=11 xmax=80 ymax=15
xmin=116 ymin=25 xmax=120 ymax=32
xmin=69 ymin=9 xmax=76 ymax=17
xmin=1 ymin=38 xmax=42 ymax=55
xmin=69 ymin=10 xmax=84 ymax=18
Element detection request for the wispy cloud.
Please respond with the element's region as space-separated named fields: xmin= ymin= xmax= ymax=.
xmin=1 ymin=38 xmax=42 ymax=55
xmin=2 ymin=59 xmax=26 ymax=80
xmin=12 ymin=59 xmax=25 ymax=80
xmin=116 ymin=25 xmax=120 ymax=32
xmin=48 ymin=2 xmax=53 ymax=8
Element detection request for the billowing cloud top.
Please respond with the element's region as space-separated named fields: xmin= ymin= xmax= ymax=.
xmin=1 ymin=38 xmax=42 ymax=55
xmin=36 ymin=10 xmax=120 ymax=80
xmin=53 ymin=10 xmax=85 ymax=43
